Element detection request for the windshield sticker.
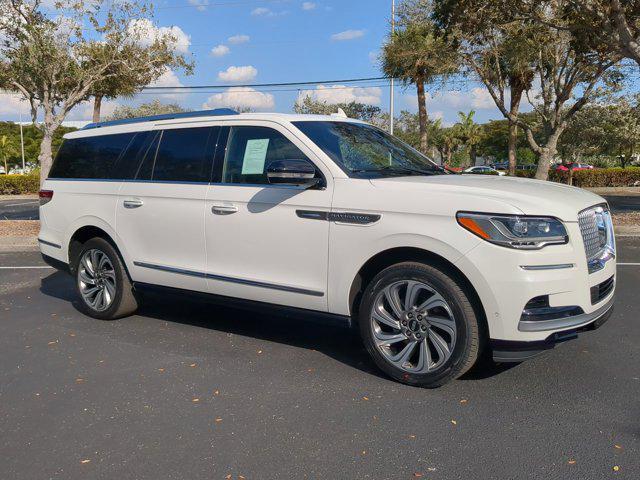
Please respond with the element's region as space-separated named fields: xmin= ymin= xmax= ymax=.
xmin=242 ymin=138 xmax=270 ymax=175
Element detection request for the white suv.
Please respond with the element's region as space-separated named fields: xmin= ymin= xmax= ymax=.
xmin=38 ymin=109 xmax=616 ymax=387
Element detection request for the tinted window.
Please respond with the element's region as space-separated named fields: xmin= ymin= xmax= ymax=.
xmin=222 ymin=126 xmax=309 ymax=185
xmin=152 ymin=127 xmax=216 ymax=183
xmin=112 ymin=131 xmax=154 ymax=180
xmin=135 ymin=132 xmax=161 ymax=181
xmin=49 ymin=133 xmax=135 ymax=179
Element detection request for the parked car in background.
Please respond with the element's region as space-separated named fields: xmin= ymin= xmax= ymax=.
xmin=491 ymin=162 xmax=509 ymax=171
xmin=555 ymin=163 xmax=594 ymax=172
xmin=463 ymin=166 xmax=506 ymax=176
xmin=39 ymin=109 xmax=617 ymax=388
xmin=0 ymin=166 xmax=5 ymax=174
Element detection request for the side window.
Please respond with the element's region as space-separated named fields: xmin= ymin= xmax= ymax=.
xmin=112 ymin=131 xmax=153 ymax=180
xmin=49 ymin=133 xmax=135 ymax=179
xmin=222 ymin=126 xmax=310 ymax=185
xmin=152 ymin=127 xmax=216 ymax=183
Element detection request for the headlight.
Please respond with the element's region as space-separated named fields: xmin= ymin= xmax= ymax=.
xmin=456 ymin=212 xmax=568 ymax=249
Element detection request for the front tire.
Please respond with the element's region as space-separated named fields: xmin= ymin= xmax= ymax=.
xmin=359 ymin=262 xmax=480 ymax=388
xmin=74 ymin=237 xmax=138 ymax=320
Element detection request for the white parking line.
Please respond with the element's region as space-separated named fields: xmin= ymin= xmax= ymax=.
xmin=618 ymin=263 xmax=640 ymax=266
xmin=0 ymin=266 xmax=53 ymax=269
xmin=2 ymin=201 xmax=39 ymax=207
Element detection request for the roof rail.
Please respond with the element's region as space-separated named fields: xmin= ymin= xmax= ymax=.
xmin=81 ymin=108 xmax=239 ymax=130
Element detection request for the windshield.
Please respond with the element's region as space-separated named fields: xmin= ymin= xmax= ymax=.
xmin=293 ymin=121 xmax=446 ymax=178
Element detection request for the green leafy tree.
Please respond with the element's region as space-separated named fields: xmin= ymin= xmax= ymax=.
xmin=293 ymin=97 xmax=384 ymax=123
xmin=560 ymin=95 xmax=640 ymax=166
xmin=435 ymin=0 xmax=626 ymax=180
xmin=382 ymin=0 xmax=458 ymax=153
xmin=107 ymin=100 xmax=188 ymax=121
xmin=0 ymin=0 xmax=194 ymax=183
xmin=557 ymin=1 xmax=640 ymax=67
xmin=0 ymin=135 xmax=19 ymax=174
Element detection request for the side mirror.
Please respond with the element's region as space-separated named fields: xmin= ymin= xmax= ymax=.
xmin=266 ymin=159 xmax=321 ymax=188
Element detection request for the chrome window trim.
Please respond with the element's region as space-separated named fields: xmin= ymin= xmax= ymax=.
xmin=133 ymin=261 xmax=324 ymax=297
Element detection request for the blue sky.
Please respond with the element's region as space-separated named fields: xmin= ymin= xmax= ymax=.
xmin=3 ymin=0 xmax=636 ymax=127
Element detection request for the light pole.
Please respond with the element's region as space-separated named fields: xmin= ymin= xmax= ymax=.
xmin=389 ymin=0 xmax=395 ymax=135
xmin=19 ymin=111 xmax=25 ymax=174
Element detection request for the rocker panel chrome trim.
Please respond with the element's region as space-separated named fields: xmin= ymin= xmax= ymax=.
xmin=133 ymin=261 xmax=324 ymax=297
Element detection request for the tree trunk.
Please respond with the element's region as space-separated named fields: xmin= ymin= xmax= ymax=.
xmin=38 ymin=130 xmax=54 ymax=185
xmin=507 ymin=84 xmax=524 ymax=177
xmin=611 ymin=0 xmax=640 ymax=66
xmin=469 ymin=145 xmax=477 ymax=166
xmin=93 ymin=95 xmax=103 ymax=123
xmin=508 ymin=121 xmax=518 ymax=176
xmin=416 ymin=79 xmax=428 ymax=154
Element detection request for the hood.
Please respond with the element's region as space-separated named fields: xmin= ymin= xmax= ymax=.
xmin=369 ymin=174 xmax=605 ymax=222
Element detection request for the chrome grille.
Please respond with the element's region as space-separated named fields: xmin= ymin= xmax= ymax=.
xmin=578 ymin=204 xmax=615 ymax=273
xmin=578 ymin=207 xmax=603 ymax=260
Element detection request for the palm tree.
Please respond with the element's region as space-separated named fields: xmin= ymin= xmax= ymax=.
xmin=382 ymin=5 xmax=458 ymax=154
xmin=455 ymin=111 xmax=482 ymax=166
xmin=0 ymin=135 xmax=10 ymax=175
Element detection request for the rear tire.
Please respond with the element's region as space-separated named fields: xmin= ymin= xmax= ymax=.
xmin=359 ymin=261 xmax=480 ymax=388
xmin=73 ymin=237 xmax=138 ymax=320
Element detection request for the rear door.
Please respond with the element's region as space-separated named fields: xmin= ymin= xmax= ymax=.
xmin=116 ymin=124 xmax=219 ymax=293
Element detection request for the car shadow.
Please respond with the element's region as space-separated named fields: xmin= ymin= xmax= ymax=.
xmin=40 ymin=271 xmax=516 ymax=384
xmin=40 ymin=271 xmax=383 ymax=379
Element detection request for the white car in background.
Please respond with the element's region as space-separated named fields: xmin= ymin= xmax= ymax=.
xmin=38 ymin=109 xmax=616 ymax=388
xmin=464 ymin=165 xmax=506 ymax=176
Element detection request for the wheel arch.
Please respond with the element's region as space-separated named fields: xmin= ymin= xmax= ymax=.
xmin=67 ymin=223 xmax=130 ymax=278
xmin=348 ymin=246 xmax=488 ymax=341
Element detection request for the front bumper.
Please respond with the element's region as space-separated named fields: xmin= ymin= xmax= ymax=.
xmin=491 ymin=297 xmax=614 ymax=362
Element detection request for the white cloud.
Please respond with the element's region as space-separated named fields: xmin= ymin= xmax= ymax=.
xmin=127 ymin=19 xmax=191 ymax=54
xmin=211 ymin=44 xmax=230 ymax=57
xmin=188 ymin=0 xmax=209 ymax=11
xmin=299 ymin=85 xmax=382 ymax=105
xmin=368 ymin=50 xmax=379 ymax=64
xmin=251 ymin=7 xmax=270 ymax=15
xmin=331 ymin=29 xmax=365 ymax=41
xmin=67 ymin=99 xmax=121 ymax=121
xmin=425 ymin=88 xmax=496 ymax=110
xmin=202 ymin=87 xmax=275 ymax=110
xmin=302 ymin=2 xmax=317 ymax=10
xmin=0 ymin=93 xmax=31 ymax=116
xmin=250 ymin=7 xmax=288 ymax=17
xmin=228 ymin=34 xmax=250 ymax=44
xmin=218 ymin=65 xmax=258 ymax=82
xmin=147 ymin=67 xmax=186 ymax=101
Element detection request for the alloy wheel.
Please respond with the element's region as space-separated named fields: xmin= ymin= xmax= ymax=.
xmin=78 ymin=249 xmax=117 ymax=312
xmin=370 ymin=280 xmax=457 ymax=374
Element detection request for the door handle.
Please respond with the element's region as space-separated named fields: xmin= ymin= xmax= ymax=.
xmin=123 ymin=198 xmax=144 ymax=209
xmin=211 ymin=204 xmax=238 ymax=215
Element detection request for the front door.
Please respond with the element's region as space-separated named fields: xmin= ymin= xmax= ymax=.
xmin=117 ymin=125 xmax=219 ymax=293
xmin=205 ymin=124 xmax=332 ymax=311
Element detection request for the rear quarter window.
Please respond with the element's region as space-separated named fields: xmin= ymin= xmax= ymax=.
xmin=49 ymin=133 xmax=135 ymax=179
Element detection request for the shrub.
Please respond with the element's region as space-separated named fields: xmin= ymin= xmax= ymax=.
xmin=0 ymin=172 xmax=40 ymax=194
xmin=513 ymin=167 xmax=640 ymax=187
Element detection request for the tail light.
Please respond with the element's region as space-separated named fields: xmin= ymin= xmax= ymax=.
xmin=39 ymin=190 xmax=53 ymax=206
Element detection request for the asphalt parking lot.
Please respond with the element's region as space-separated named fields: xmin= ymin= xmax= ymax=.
xmin=0 ymin=198 xmax=40 ymax=220
xmin=1 ymin=240 xmax=639 ymax=479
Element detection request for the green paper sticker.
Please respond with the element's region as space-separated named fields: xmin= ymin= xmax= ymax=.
xmin=241 ymin=138 xmax=270 ymax=175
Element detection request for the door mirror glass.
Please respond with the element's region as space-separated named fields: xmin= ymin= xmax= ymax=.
xmin=266 ymin=159 xmax=320 ymax=187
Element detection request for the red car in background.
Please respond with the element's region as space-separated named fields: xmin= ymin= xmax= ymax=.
xmin=554 ymin=163 xmax=594 ymax=171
